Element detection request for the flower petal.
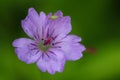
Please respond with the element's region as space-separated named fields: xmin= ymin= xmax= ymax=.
xmin=36 ymin=49 xmax=66 ymax=74
xmin=13 ymin=38 xmax=33 ymax=47
xmin=63 ymin=43 xmax=85 ymax=60
xmin=47 ymin=16 xmax=71 ymax=42
xmin=54 ymin=10 xmax=63 ymax=17
xmin=62 ymin=35 xmax=82 ymax=43
xmin=55 ymin=35 xmax=85 ymax=60
xmin=54 ymin=16 xmax=71 ymax=36
xmin=13 ymin=38 xmax=41 ymax=64
xmin=47 ymin=12 xmax=52 ymax=18
xmin=21 ymin=8 xmax=46 ymax=40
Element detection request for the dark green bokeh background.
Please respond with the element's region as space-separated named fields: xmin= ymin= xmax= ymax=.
xmin=0 ymin=0 xmax=120 ymax=80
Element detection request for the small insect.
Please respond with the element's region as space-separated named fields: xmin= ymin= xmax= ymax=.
xmin=44 ymin=37 xmax=53 ymax=46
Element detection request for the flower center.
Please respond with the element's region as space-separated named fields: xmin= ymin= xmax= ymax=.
xmin=50 ymin=15 xmax=58 ymax=20
xmin=38 ymin=38 xmax=52 ymax=52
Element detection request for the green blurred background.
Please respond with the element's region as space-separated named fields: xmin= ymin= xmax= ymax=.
xmin=0 ymin=0 xmax=120 ymax=80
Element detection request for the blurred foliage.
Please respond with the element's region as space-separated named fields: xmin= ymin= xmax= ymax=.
xmin=0 ymin=0 xmax=120 ymax=80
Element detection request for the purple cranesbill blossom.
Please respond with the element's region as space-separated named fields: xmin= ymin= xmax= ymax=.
xmin=12 ymin=7 xmax=85 ymax=74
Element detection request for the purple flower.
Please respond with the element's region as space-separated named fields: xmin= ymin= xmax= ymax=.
xmin=12 ymin=8 xmax=85 ymax=74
